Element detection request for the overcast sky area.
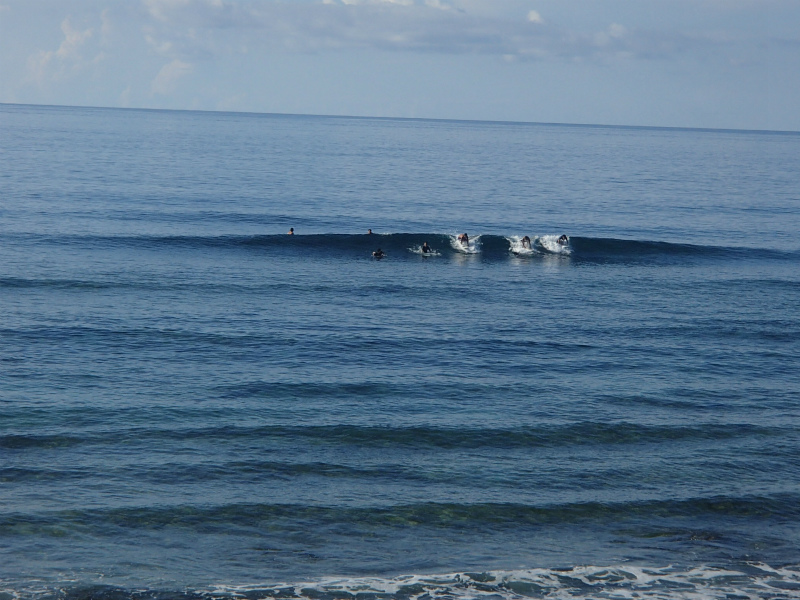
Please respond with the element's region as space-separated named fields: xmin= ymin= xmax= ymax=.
xmin=1 ymin=0 xmax=799 ymax=130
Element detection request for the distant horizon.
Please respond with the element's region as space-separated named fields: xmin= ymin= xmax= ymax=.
xmin=5 ymin=101 xmax=799 ymax=136
xmin=2 ymin=1 xmax=798 ymax=132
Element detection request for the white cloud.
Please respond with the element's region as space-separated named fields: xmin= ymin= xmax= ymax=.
xmin=27 ymin=18 xmax=93 ymax=84
xmin=608 ymin=23 xmax=626 ymax=39
xmin=425 ymin=0 xmax=452 ymax=9
xmin=340 ymin=0 xmax=415 ymax=5
xmin=145 ymin=31 xmax=174 ymax=55
xmin=132 ymin=0 xmax=776 ymax=66
xmin=100 ymin=9 xmax=113 ymax=44
xmin=527 ymin=10 xmax=543 ymax=24
xmin=144 ymin=0 xmax=192 ymax=21
xmin=151 ymin=58 xmax=192 ymax=94
xmin=56 ymin=18 xmax=93 ymax=60
xmin=119 ymin=85 xmax=133 ymax=107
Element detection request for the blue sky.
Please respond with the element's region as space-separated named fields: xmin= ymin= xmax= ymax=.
xmin=1 ymin=0 xmax=798 ymax=130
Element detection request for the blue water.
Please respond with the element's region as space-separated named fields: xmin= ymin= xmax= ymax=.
xmin=1 ymin=104 xmax=800 ymax=599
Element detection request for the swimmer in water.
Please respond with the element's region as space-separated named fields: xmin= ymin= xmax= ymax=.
xmin=521 ymin=236 xmax=532 ymax=249
xmin=368 ymin=229 xmax=373 ymax=235
xmin=458 ymin=233 xmax=469 ymax=247
xmin=558 ymin=234 xmax=568 ymax=245
xmin=372 ymin=248 xmax=385 ymax=259
xmin=287 ymin=228 xmax=294 ymax=235
xmin=422 ymin=242 xmax=431 ymax=254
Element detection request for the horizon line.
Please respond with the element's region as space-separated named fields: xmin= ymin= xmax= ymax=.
xmin=2 ymin=101 xmax=799 ymax=136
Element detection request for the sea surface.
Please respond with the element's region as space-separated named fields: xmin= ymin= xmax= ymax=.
xmin=1 ymin=104 xmax=800 ymax=599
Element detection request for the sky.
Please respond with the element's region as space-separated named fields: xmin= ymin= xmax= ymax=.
xmin=1 ymin=0 xmax=799 ymax=130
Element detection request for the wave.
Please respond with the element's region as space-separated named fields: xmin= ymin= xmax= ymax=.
xmin=210 ymin=564 xmax=800 ymax=600
xmin=2 ymin=563 xmax=800 ymax=600
xmin=220 ymin=564 xmax=800 ymax=600
xmin=4 ymin=233 xmax=797 ymax=263
xmin=3 ymin=495 xmax=799 ymax=536
xmin=0 ymin=422 xmax=785 ymax=450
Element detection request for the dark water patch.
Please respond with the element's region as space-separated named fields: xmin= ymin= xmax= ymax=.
xmin=0 ymin=434 xmax=83 ymax=450
xmin=0 ymin=277 xmax=118 ymax=291
xmin=0 ymin=325 xmax=295 ymax=353
xmin=0 ymin=423 xmax=784 ymax=451
xmin=602 ymin=393 xmax=728 ymax=411
xmin=3 ymin=495 xmax=798 ymax=538
xmin=0 ymin=276 xmax=278 ymax=295
xmin=125 ymin=461 xmax=431 ymax=486
xmin=0 ymin=467 xmax=88 ymax=483
xmin=222 ymin=381 xmax=416 ymax=401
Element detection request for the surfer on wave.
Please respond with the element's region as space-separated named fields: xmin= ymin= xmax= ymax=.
xmin=558 ymin=234 xmax=568 ymax=245
xmin=521 ymin=236 xmax=532 ymax=249
xmin=458 ymin=233 xmax=469 ymax=247
xmin=422 ymin=242 xmax=432 ymax=254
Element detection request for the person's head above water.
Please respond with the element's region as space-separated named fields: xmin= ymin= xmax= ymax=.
xmin=288 ymin=228 xmax=294 ymax=235
xmin=368 ymin=229 xmax=373 ymax=234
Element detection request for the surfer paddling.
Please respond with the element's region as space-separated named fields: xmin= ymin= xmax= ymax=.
xmin=558 ymin=234 xmax=568 ymax=245
xmin=372 ymin=249 xmax=385 ymax=259
xmin=422 ymin=242 xmax=432 ymax=254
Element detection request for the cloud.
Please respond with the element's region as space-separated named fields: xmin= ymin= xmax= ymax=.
xmin=144 ymin=0 xmax=193 ymax=22
xmin=151 ymin=58 xmax=192 ymax=95
xmin=100 ymin=8 xmax=113 ymax=44
xmin=134 ymin=0 xmax=771 ymax=66
xmin=527 ymin=10 xmax=543 ymax=25
xmin=139 ymin=0 xmax=555 ymax=58
xmin=340 ymin=0 xmax=415 ymax=5
xmin=425 ymin=0 xmax=453 ymax=9
xmin=27 ymin=17 xmax=94 ymax=84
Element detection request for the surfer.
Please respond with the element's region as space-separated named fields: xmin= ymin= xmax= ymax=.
xmin=521 ymin=236 xmax=532 ymax=249
xmin=458 ymin=233 xmax=469 ymax=247
xmin=422 ymin=242 xmax=432 ymax=254
xmin=287 ymin=228 xmax=294 ymax=235
xmin=368 ymin=229 xmax=373 ymax=235
xmin=372 ymin=248 xmax=385 ymax=259
xmin=558 ymin=234 xmax=568 ymax=245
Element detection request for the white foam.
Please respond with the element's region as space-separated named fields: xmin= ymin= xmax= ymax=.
xmin=208 ymin=564 xmax=800 ymax=600
xmin=409 ymin=245 xmax=441 ymax=256
xmin=4 ymin=564 xmax=799 ymax=600
xmin=537 ymin=234 xmax=571 ymax=254
xmin=449 ymin=234 xmax=481 ymax=254
xmin=507 ymin=235 xmax=537 ymax=256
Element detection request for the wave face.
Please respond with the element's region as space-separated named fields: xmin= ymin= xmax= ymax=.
xmin=3 ymin=232 xmax=796 ymax=265
xmin=2 ymin=105 xmax=800 ymax=599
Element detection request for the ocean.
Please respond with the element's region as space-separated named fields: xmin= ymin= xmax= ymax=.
xmin=1 ymin=103 xmax=799 ymax=599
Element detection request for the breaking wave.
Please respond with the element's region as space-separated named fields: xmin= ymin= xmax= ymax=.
xmin=3 ymin=233 xmax=796 ymax=264
xmin=2 ymin=564 xmax=799 ymax=600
